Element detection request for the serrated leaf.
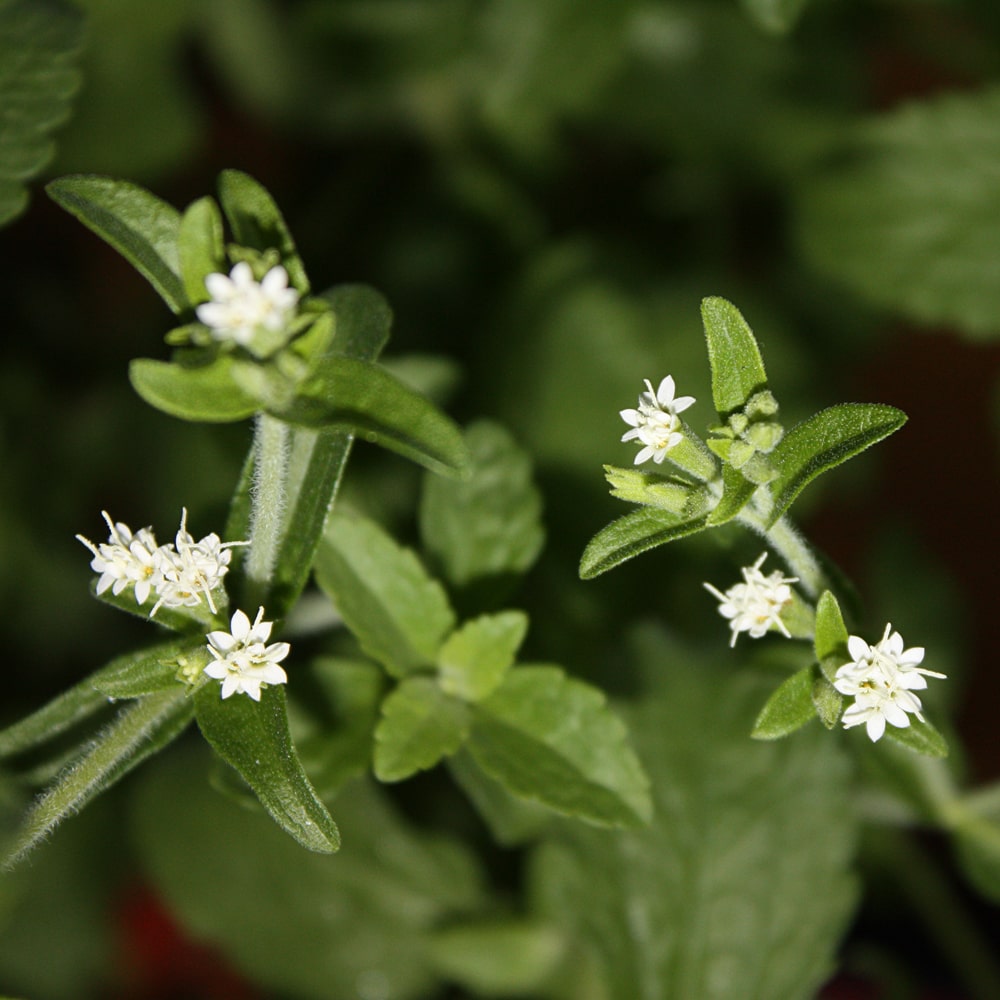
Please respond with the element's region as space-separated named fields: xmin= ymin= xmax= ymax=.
xmin=194 ymin=684 xmax=340 ymax=853
xmin=533 ymin=635 xmax=858 ymax=1000
xmin=132 ymin=757 xmax=484 ymax=1000
xmin=420 ymin=420 xmax=544 ymax=588
xmin=374 ymin=677 xmax=470 ymax=782
xmin=751 ymin=666 xmax=816 ymax=740
xmin=0 ymin=0 xmax=82 ymax=226
xmin=129 ymin=355 xmax=259 ymax=422
xmin=178 ymin=195 xmax=226 ymax=305
xmin=468 ymin=666 xmax=652 ymax=828
xmin=702 ymin=296 xmax=768 ymax=418
xmin=798 ymin=86 xmax=1000 ymax=339
xmin=437 ymin=611 xmax=528 ymax=702
xmin=740 ymin=0 xmax=809 ymax=34
xmin=766 ymin=404 xmax=907 ymax=526
xmin=280 ymin=356 xmax=469 ymax=476
xmin=883 ymin=717 xmax=949 ymax=759
xmin=315 ymin=513 xmax=456 ymax=677
xmin=2 ymin=688 xmax=193 ymax=870
xmin=90 ymin=638 xmax=197 ymax=699
xmin=579 ymin=507 xmax=708 ymax=579
xmin=217 ymin=168 xmax=309 ymax=293
xmin=707 ymin=462 xmax=758 ymax=526
xmin=47 ymin=175 xmax=187 ymax=312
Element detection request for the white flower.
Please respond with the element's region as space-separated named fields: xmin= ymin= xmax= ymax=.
xmin=204 ymin=607 xmax=290 ymax=701
xmin=704 ymin=552 xmax=798 ymax=646
xmin=149 ymin=509 xmax=247 ymax=618
xmin=833 ymin=623 xmax=945 ymax=741
xmin=620 ymin=376 xmax=696 ymax=465
xmin=195 ymin=261 xmax=299 ymax=350
xmin=76 ymin=512 xmax=160 ymax=605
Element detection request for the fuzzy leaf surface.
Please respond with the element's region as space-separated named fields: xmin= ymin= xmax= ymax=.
xmin=707 ymin=463 xmax=758 ymax=526
xmin=767 ymin=404 xmax=906 ymax=526
xmin=437 ymin=610 xmax=528 ymax=702
xmin=533 ymin=631 xmax=858 ymax=1000
xmin=0 ymin=0 xmax=83 ymax=225
xmin=883 ymin=718 xmax=949 ymax=759
xmin=129 ymin=355 xmax=259 ymax=423
xmin=751 ymin=666 xmax=817 ymax=740
xmin=315 ymin=513 xmax=455 ymax=677
xmin=702 ymin=296 xmax=768 ymax=418
xmin=798 ymin=86 xmax=1000 ymax=339
xmin=374 ymin=677 xmax=470 ymax=782
xmin=217 ymin=168 xmax=309 ymax=292
xmin=90 ymin=639 xmax=198 ymax=699
xmin=580 ymin=507 xmax=708 ymax=579
xmin=47 ymin=175 xmax=187 ymax=312
xmin=468 ymin=666 xmax=652 ymax=828
xmin=420 ymin=420 xmax=544 ymax=588
xmin=281 ymin=356 xmax=469 ymax=476
xmin=195 ymin=684 xmax=340 ymax=853
xmin=3 ymin=688 xmax=193 ymax=869
xmin=178 ymin=195 xmax=226 ymax=305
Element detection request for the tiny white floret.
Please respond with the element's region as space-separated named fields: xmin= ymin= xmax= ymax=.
xmin=204 ymin=607 xmax=290 ymax=701
xmin=833 ymin=623 xmax=944 ymax=741
xmin=76 ymin=512 xmax=159 ymax=606
xmin=704 ymin=552 xmax=798 ymax=646
xmin=195 ymin=261 xmax=299 ymax=349
xmin=620 ymin=375 xmax=696 ymax=465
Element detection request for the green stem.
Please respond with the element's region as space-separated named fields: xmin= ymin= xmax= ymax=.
xmin=245 ymin=413 xmax=290 ymax=607
xmin=736 ymin=503 xmax=828 ymax=599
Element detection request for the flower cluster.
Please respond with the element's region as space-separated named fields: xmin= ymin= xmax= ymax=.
xmin=620 ymin=376 xmax=696 ymax=465
xmin=704 ymin=553 xmax=798 ymax=646
xmin=77 ymin=510 xmax=245 ymax=618
xmin=204 ymin=607 xmax=290 ymax=701
xmin=195 ymin=261 xmax=299 ymax=351
xmin=833 ymin=624 xmax=945 ymax=742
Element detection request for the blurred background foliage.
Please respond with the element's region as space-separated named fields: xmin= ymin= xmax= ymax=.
xmin=2 ymin=0 xmax=1000 ymax=996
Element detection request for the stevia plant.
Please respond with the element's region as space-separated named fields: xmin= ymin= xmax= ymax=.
xmin=581 ymin=295 xmax=949 ymax=756
xmin=0 ymin=171 xmax=653 ymax=870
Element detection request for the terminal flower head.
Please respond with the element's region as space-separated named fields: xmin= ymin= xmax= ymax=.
xmin=620 ymin=376 xmax=696 ymax=465
xmin=195 ymin=261 xmax=299 ymax=352
xmin=704 ymin=552 xmax=798 ymax=646
xmin=204 ymin=607 xmax=290 ymax=701
xmin=833 ymin=623 xmax=945 ymax=741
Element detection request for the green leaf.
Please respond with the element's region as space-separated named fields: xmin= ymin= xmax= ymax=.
xmin=533 ymin=631 xmax=859 ymax=1000
xmin=437 ymin=611 xmax=528 ymax=702
xmin=420 ymin=420 xmax=544 ymax=588
xmin=2 ymin=688 xmax=193 ymax=869
xmin=428 ymin=919 xmax=565 ymax=997
xmin=798 ymin=86 xmax=1000 ymax=340
xmin=468 ymin=666 xmax=652 ymax=828
xmin=701 ymin=296 xmax=768 ymax=418
xmin=217 ymin=168 xmax=309 ymax=293
xmin=813 ymin=590 xmax=849 ymax=664
xmin=373 ymin=677 xmax=470 ymax=782
xmin=579 ymin=507 xmax=708 ymax=579
xmin=133 ymin=757 xmax=484 ymax=1000
xmin=605 ymin=465 xmax=711 ymax=518
xmin=293 ymin=657 xmax=385 ymax=799
xmin=952 ymin=789 xmax=1000 ymax=904
xmin=194 ymin=684 xmax=340 ymax=853
xmin=90 ymin=639 xmax=197 ymax=699
xmin=315 ymin=513 xmax=456 ymax=677
xmin=280 ymin=356 xmax=469 ymax=476
xmin=707 ymin=463 xmax=758 ymax=526
xmin=739 ymin=0 xmax=809 ymax=34
xmin=129 ymin=355 xmax=259 ymax=422
xmin=883 ymin=717 xmax=949 ymax=759
xmin=46 ymin=175 xmax=187 ymax=312
xmin=751 ymin=666 xmax=817 ymax=740
xmin=0 ymin=0 xmax=83 ymax=226
xmin=178 ymin=195 xmax=226 ymax=305
xmin=766 ymin=403 xmax=907 ymax=527
xmin=812 ymin=672 xmax=844 ymax=730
